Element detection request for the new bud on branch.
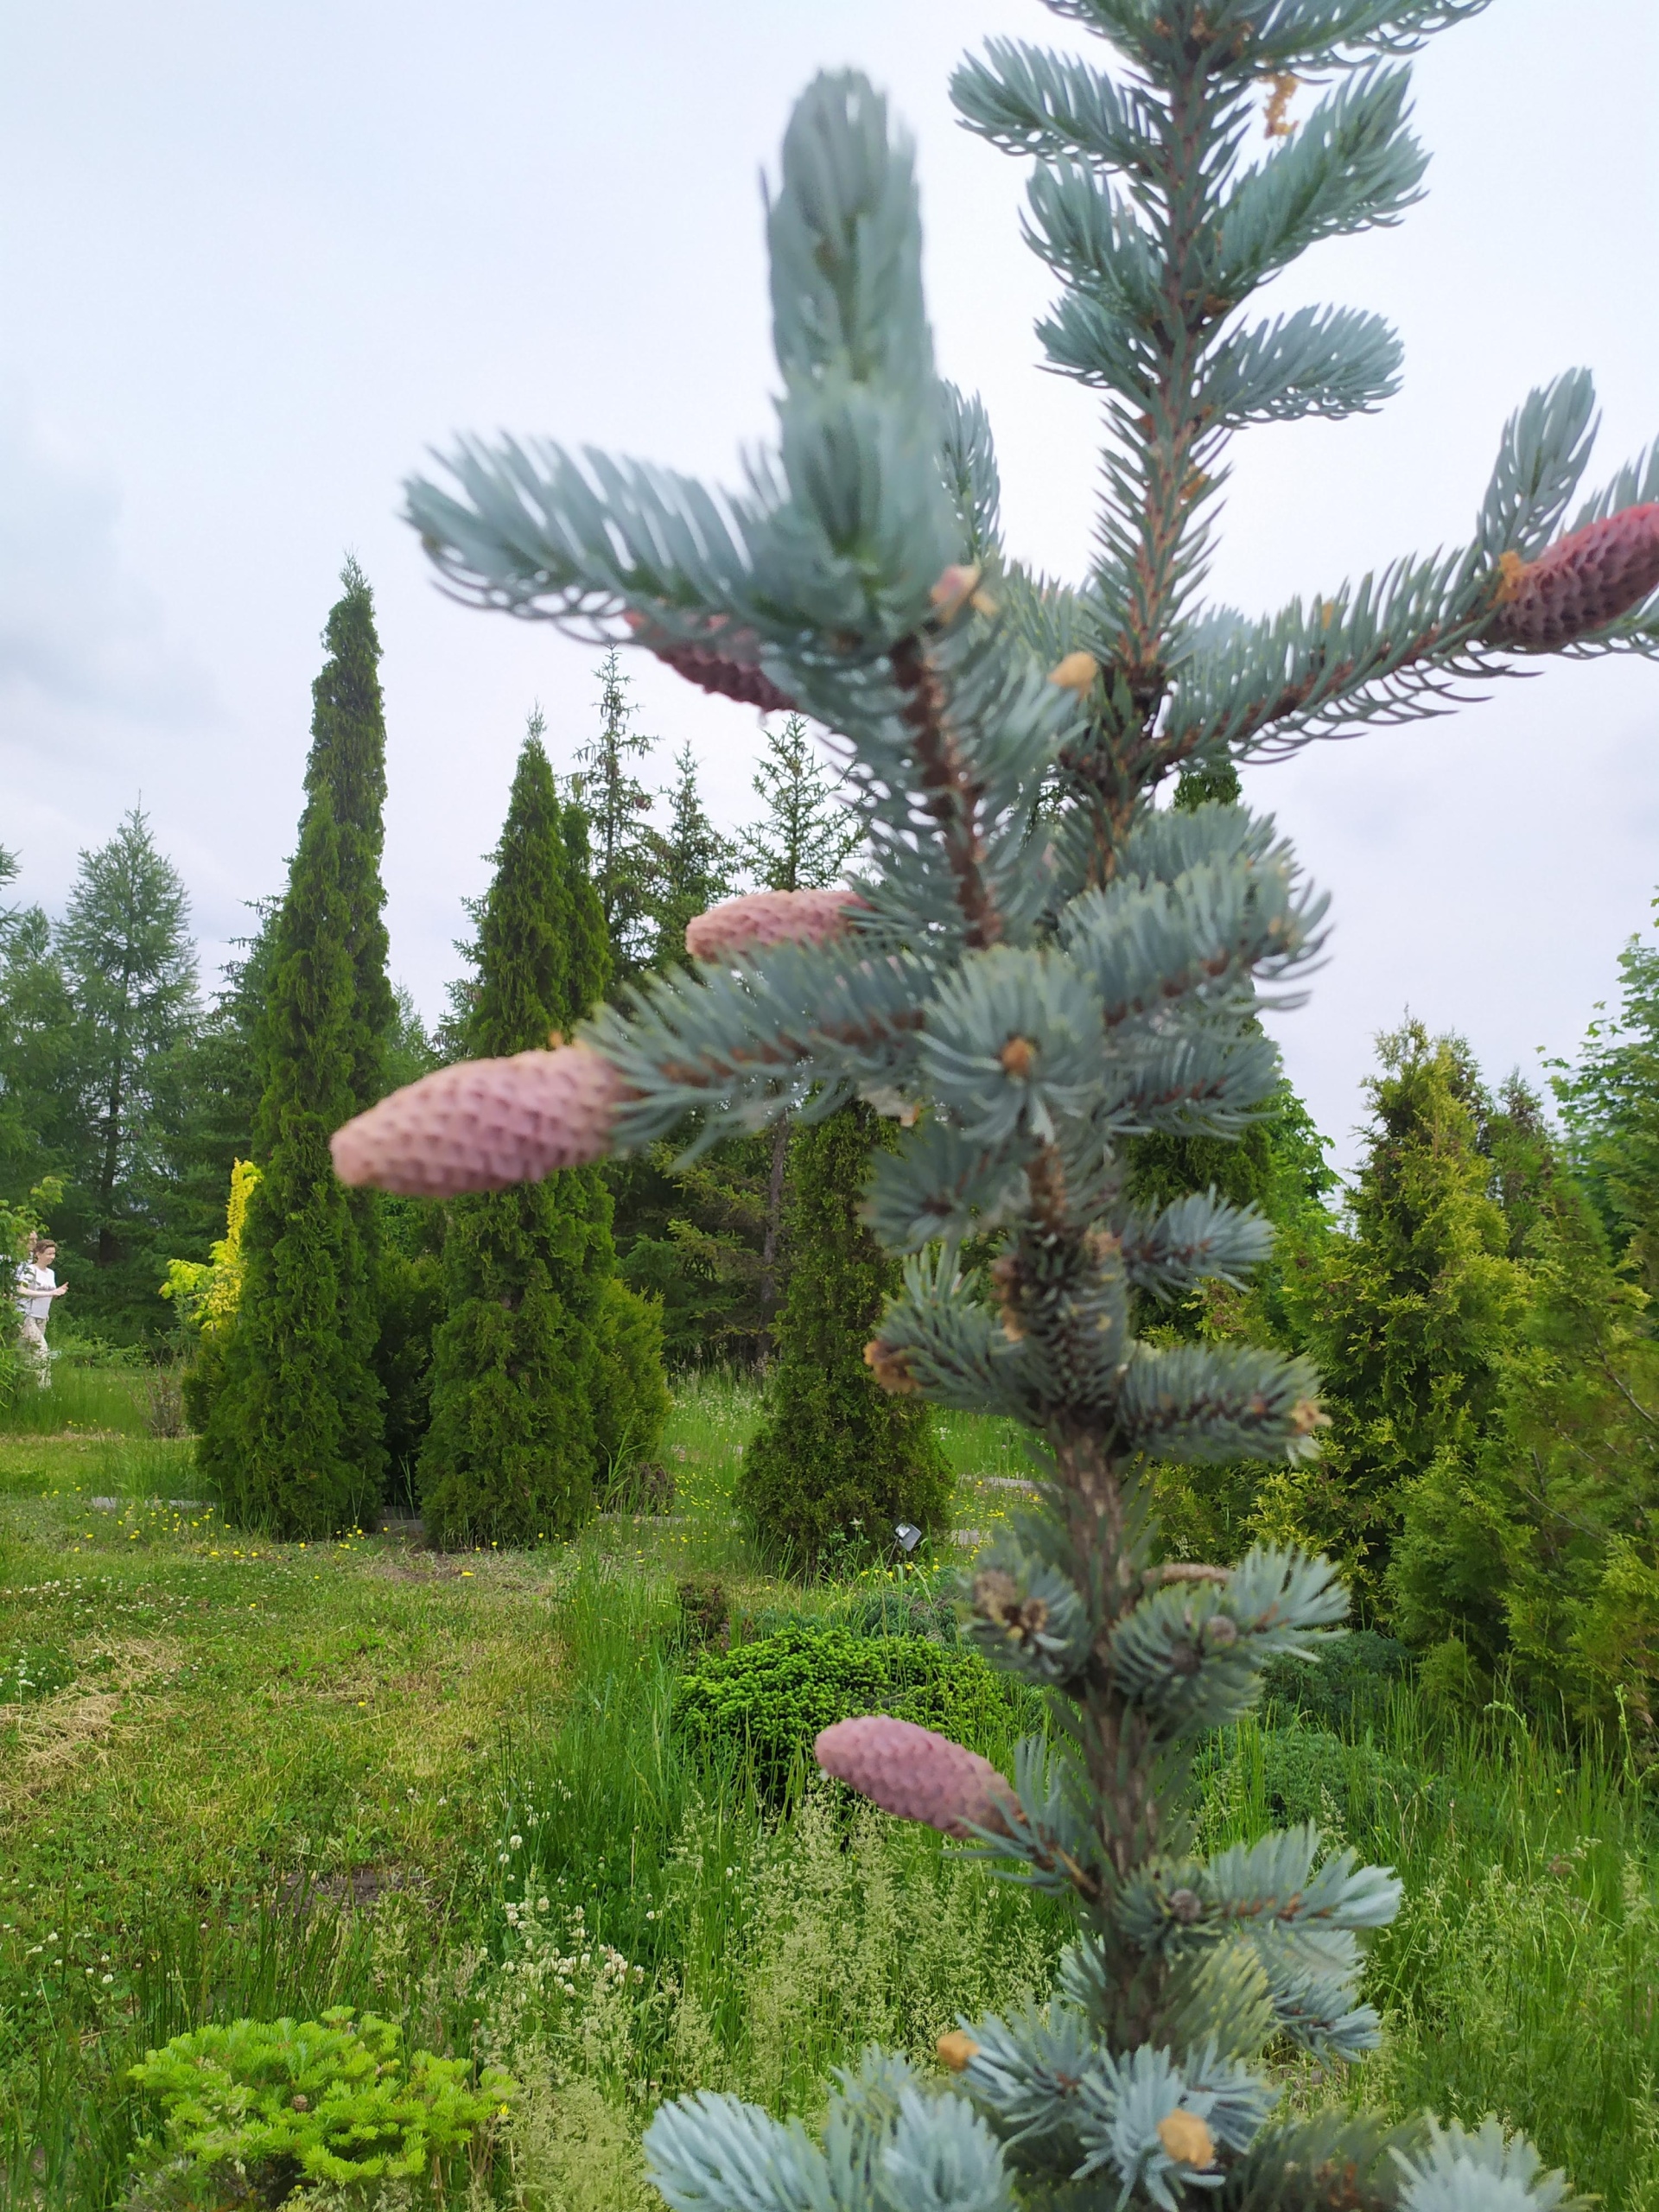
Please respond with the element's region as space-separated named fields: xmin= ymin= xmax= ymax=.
xmin=815 ymin=1715 xmax=1017 ymax=1838
xmin=329 ymin=1042 xmax=623 ymax=1197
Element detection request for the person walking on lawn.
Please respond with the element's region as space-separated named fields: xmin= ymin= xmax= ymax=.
xmin=14 ymin=1236 xmax=67 ymax=1385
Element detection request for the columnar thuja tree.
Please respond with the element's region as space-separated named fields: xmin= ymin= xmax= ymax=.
xmin=340 ymin=3 xmax=1659 ymax=2199
xmin=205 ymin=566 xmax=394 ymax=1532
xmin=308 ymin=556 xmax=397 ymax=1125
xmin=741 ymin=1096 xmax=952 ymax=1565
xmin=734 ymin=731 xmax=948 ymax=1561
xmin=420 ymin=715 xmax=615 ymax=1545
xmin=204 ymin=789 xmax=382 ymax=1531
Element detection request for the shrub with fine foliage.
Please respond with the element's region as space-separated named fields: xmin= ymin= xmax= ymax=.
xmin=673 ymin=1624 xmax=1019 ymax=1799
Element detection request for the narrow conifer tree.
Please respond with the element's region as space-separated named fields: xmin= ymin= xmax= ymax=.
xmin=200 ymin=789 xmax=383 ymax=1533
xmin=1273 ymin=1022 xmax=1529 ymax=1610
xmin=306 ymin=556 xmax=396 ymax=1117
xmin=739 ymin=1100 xmax=950 ymax=1565
xmin=305 ymin=561 xmax=404 ymax=1482
xmin=419 ymin=715 xmax=617 ymax=1545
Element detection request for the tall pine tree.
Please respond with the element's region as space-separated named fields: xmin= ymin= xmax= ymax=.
xmin=201 ymin=565 xmax=396 ymax=1529
xmin=200 ymin=787 xmax=384 ymax=1532
xmin=419 ymin=715 xmax=619 ymax=1544
xmin=307 ymin=560 xmax=404 ymax=1482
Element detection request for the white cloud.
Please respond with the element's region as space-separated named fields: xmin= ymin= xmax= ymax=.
xmin=0 ymin=385 xmax=212 ymax=724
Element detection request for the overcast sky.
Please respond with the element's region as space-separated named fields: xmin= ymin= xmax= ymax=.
xmin=3 ymin=1 xmax=1656 ymax=1170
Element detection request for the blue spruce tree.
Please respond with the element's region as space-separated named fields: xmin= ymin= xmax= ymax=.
xmin=342 ymin=3 xmax=1659 ymax=2200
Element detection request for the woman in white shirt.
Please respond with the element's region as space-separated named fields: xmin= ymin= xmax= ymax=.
xmin=14 ymin=1238 xmax=67 ymax=1383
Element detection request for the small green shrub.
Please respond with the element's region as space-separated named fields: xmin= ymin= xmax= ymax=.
xmin=127 ymin=2006 xmax=512 ymax=2206
xmin=674 ymin=1573 xmax=729 ymax=1649
xmin=1259 ymin=1628 xmax=1411 ymax=1732
xmin=1197 ymin=1719 xmax=1425 ymax=1841
xmin=673 ymin=1625 xmax=1016 ymax=1797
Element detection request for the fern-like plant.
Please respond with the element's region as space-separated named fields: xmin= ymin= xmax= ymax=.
xmin=334 ymin=1 xmax=1659 ymax=2202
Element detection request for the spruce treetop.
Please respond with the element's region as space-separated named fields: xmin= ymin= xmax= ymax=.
xmin=344 ymin=3 xmax=1657 ymax=2201
xmin=653 ymin=742 xmax=734 ymax=971
xmin=570 ymin=645 xmax=662 ymax=984
xmin=740 ymin=713 xmax=861 ymax=894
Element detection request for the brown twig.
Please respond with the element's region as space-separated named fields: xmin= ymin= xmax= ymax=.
xmin=890 ymin=635 xmax=1003 ymax=950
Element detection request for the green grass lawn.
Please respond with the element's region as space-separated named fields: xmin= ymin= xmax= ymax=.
xmin=3 ymin=1381 xmax=1658 ymax=2207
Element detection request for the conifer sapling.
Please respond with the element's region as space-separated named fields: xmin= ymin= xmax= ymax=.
xmin=338 ymin=2 xmax=1658 ymax=2199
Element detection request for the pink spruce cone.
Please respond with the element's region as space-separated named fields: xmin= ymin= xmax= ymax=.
xmin=330 ymin=1042 xmax=624 ymax=1198
xmin=622 ymin=609 xmax=798 ymax=715
xmin=685 ymin=887 xmax=867 ymax=962
xmin=815 ymin=1716 xmax=1017 ymax=1838
xmin=1486 ymin=502 xmax=1659 ymax=650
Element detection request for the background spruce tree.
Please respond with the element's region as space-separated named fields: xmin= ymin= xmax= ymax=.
xmin=652 ymin=744 xmax=734 ymax=974
xmin=200 ymin=787 xmax=383 ymax=1533
xmin=1548 ymin=894 xmax=1659 ymax=1292
xmin=151 ymin=899 xmax=280 ymax=1267
xmin=420 ymin=715 xmax=661 ymax=1544
xmin=734 ymin=715 xmax=945 ymax=1553
xmin=55 ymin=809 xmax=200 ymax=1292
xmin=570 ymin=647 xmax=662 ymax=988
xmin=1390 ymin=1075 xmax=1659 ymax=1722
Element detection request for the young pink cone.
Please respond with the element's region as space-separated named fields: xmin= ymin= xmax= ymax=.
xmin=685 ymin=887 xmax=867 ymax=961
xmin=329 ymin=1042 xmax=623 ymax=1198
xmin=815 ymin=1715 xmax=1017 ymax=1838
xmin=1485 ymin=501 xmax=1659 ymax=650
xmin=622 ymin=609 xmax=798 ymax=715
